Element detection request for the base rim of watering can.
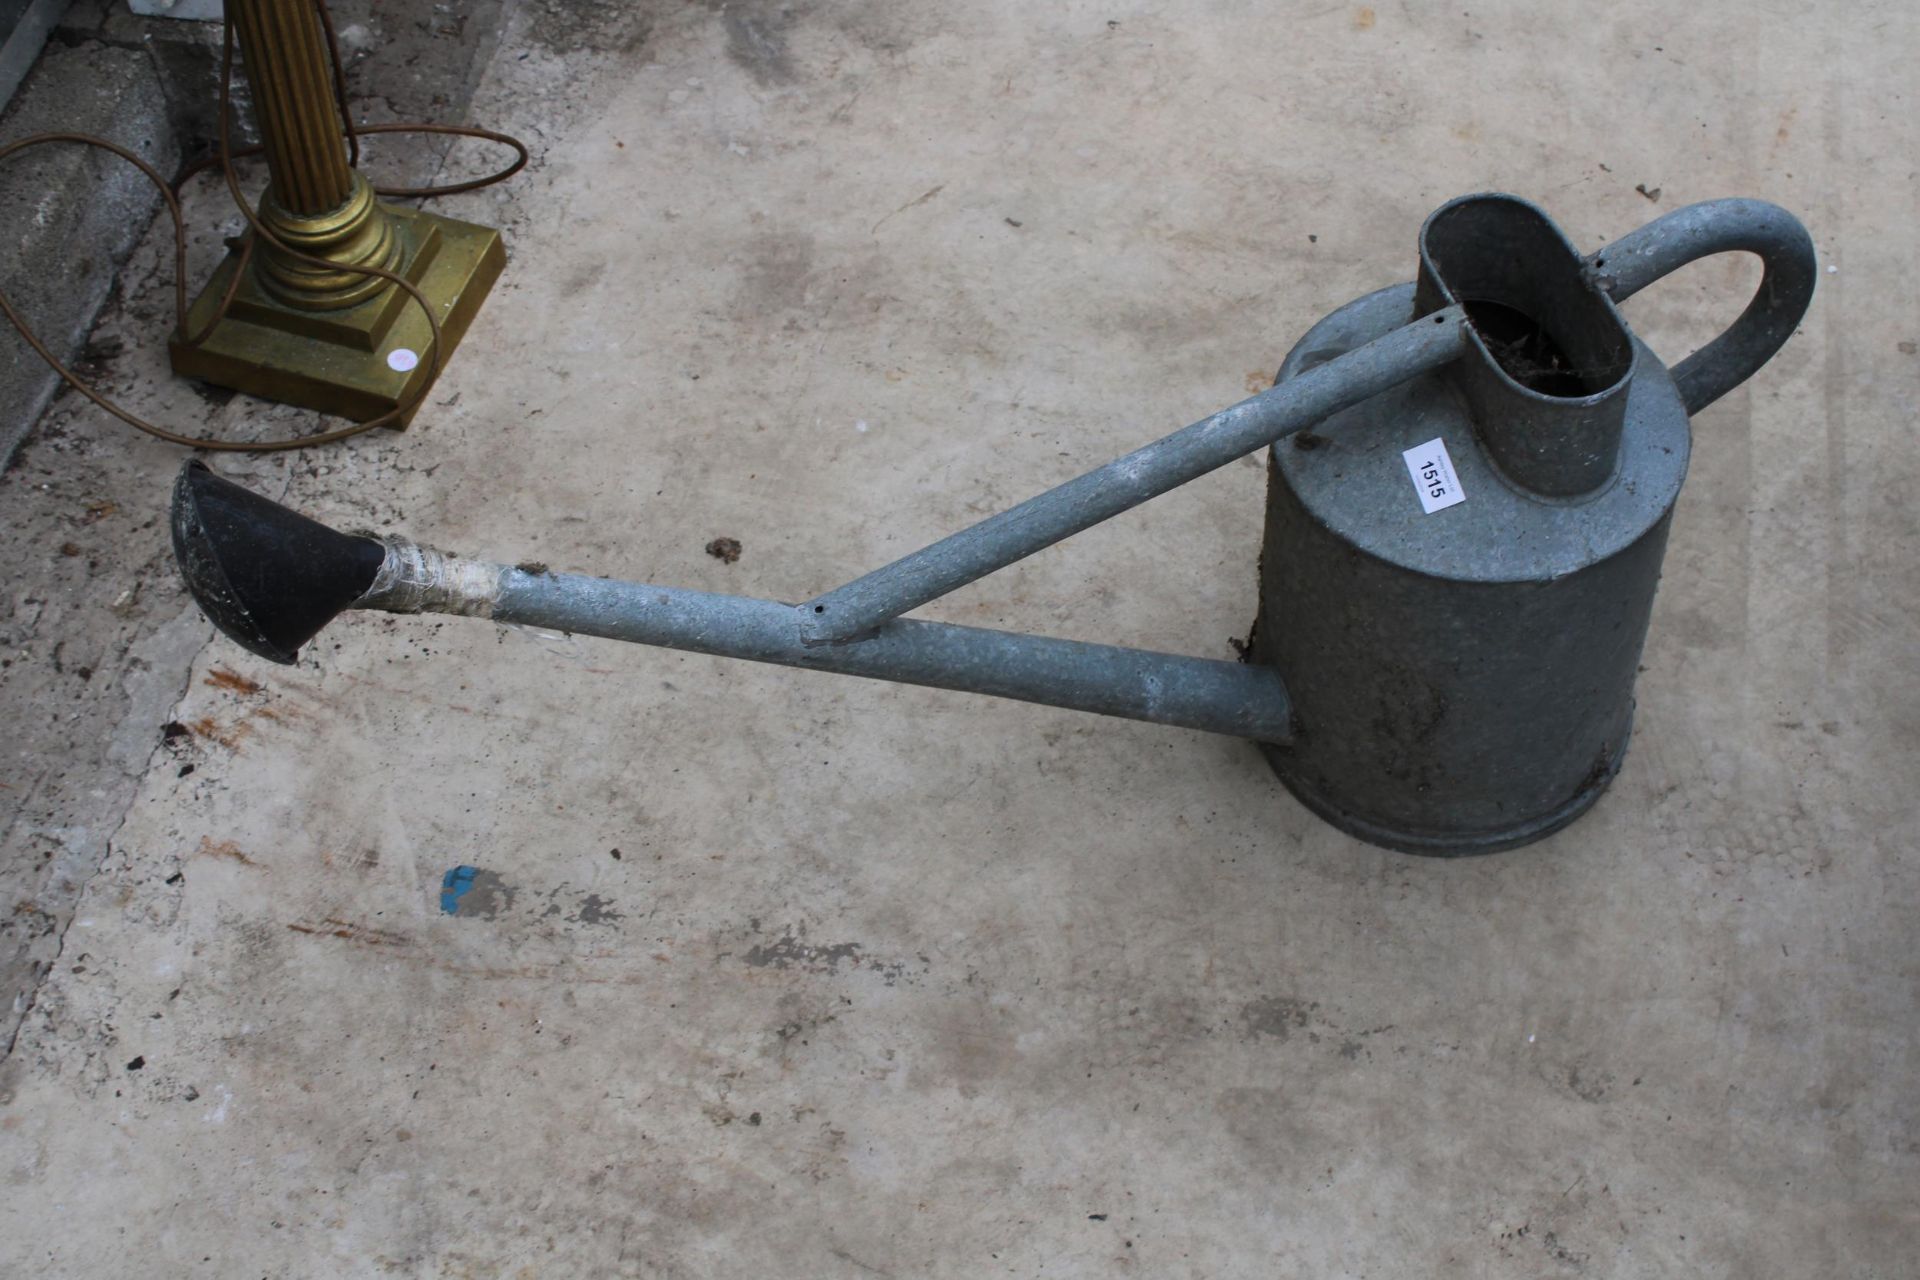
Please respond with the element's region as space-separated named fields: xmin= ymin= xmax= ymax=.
xmin=1258 ymin=719 xmax=1632 ymax=857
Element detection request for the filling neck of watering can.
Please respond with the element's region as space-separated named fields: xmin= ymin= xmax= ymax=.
xmin=1413 ymin=193 xmax=1638 ymax=497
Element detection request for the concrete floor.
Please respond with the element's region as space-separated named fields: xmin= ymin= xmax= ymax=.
xmin=2 ymin=1 xmax=1917 ymax=1275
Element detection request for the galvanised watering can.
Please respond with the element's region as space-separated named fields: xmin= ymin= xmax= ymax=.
xmin=168 ymin=194 xmax=1816 ymax=854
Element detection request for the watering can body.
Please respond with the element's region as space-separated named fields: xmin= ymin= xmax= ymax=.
xmin=1255 ymin=284 xmax=1686 ymax=853
xmin=1250 ymin=194 xmax=1811 ymax=852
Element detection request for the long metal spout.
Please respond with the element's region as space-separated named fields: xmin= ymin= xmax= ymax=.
xmin=169 ymin=464 xmax=1297 ymax=741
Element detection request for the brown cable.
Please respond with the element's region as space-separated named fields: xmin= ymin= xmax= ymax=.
xmin=173 ymin=122 xmax=529 ymax=201
xmin=306 ymin=0 xmax=527 ymax=197
xmin=0 ymin=0 xmax=526 ymax=452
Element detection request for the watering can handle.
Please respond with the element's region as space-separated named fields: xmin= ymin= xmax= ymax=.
xmin=1587 ymin=198 xmax=1817 ymax=416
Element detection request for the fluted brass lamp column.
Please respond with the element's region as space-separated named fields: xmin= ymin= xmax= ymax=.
xmin=169 ymin=0 xmax=504 ymax=423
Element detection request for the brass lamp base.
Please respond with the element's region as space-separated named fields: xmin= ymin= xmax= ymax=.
xmin=169 ymin=203 xmax=505 ymax=426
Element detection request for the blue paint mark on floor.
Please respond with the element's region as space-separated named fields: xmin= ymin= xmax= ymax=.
xmin=440 ymin=865 xmax=479 ymax=914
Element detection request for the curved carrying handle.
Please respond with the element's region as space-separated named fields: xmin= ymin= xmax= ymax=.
xmin=1587 ymin=198 xmax=1816 ymax=415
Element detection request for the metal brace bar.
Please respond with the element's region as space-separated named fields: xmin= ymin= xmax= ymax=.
xmin=798 ymin=305 xmax=1470 ymax=644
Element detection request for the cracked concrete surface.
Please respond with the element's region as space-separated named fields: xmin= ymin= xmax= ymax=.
xmin=0 ymin=0 xmax=508 ymax=1057
xmin=1 ymin=1 xmax=1917 ymax=1276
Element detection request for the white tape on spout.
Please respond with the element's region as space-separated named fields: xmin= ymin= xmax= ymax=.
xmin=356 ymin=537 xmax=503 ymax=617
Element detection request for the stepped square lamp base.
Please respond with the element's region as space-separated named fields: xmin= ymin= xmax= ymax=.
xmin=169 ymin=204 xmax=504 ymax=426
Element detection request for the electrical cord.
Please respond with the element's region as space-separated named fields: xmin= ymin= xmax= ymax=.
xmin=0 ymin=0 xmax=528 ymax=452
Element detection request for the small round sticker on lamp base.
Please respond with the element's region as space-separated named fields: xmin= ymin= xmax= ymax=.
xmin=386 ymin=348 xmax=420 ymax=373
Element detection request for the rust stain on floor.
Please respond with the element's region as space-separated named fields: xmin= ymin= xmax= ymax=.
xmin=286 ymin=916 xmax=412 ymax=948
xmin=186 ymin=716 xmax=250 ymax=751
xmin=195 ymin=837 xmax=262 ymax=869
xmin=203 ymin=668 xmax=264 ymax=696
